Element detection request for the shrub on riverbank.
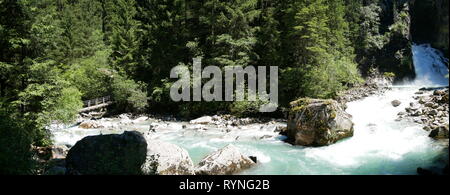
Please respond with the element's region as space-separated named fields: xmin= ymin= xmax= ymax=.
xmin=0 ymin=112 xmax=36 ymax=174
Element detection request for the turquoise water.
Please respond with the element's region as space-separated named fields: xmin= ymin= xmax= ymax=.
xmin=50 ymin=44 xmax=449 ymax=175
xmin=144 ymin=87 xmax=448 ymax=175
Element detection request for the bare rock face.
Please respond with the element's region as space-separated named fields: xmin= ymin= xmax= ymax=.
xmin=410 ymin=0 xmax=449 ymax=55
xmin=142 ymin=139 xmax=195 ymax=175
xmin=195 ymin=145 xmax=256 ymax=175
xmin=287 ymin=98 xmax=354 ymax=146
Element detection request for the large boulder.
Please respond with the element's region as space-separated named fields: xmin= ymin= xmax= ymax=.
xmin=141 ymin=139 xmax=195 ymax=175
xmin=195 ymin=144 xmax=256 ymax=175
xmin=287 ymin=98 xmax=354 ymax=146
xmin=65 ymin=131 xmax=196 ymax=175
xmin=66 ymin=131 xmax=148 ymax=175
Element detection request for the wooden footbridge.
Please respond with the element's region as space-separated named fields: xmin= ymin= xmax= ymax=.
xmin=79 ymin=96 xmax=113 ymax=113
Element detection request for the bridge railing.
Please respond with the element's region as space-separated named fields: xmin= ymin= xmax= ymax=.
xmin=83 ymin=96 xmax=111 ymax=108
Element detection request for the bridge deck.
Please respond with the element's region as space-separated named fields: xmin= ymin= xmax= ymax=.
xmin=79 ymin=96 xmax=113 ymax=113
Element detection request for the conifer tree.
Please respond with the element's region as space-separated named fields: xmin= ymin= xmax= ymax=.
xmin=107 ymin=0 xmax=140 ymax=76
xmin=203 ymin=0 xmax=260 ymax=68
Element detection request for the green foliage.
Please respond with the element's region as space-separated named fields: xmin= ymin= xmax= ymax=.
xmin=57 ymin=0 xmax=106 ymax=65
xmin=359 ymin=2 xmax=385 ymax=52
xmin=1 ymin=0 xmax=428 ymax=174
xmin=111 ymin=73 xmax=148 ymax=113
xmin=0 ymin=112 xmax=36 ymax=175
xmin=230 ymin=94 xmax=269 ymax=117
xmin=383 ymin=72 xmax=396 ymax=78
xmin=63 ymin=50 xmax=112 ymax=99
xmin=50 ymin=87 xmax=83 ymax=124
xmin=15 ymin=60 xmax=83 ymax=125
xmin=389 ymin=10 xmax=410 ymax=38
xmin=279 ymin=0 xmax=362 ymax=100
xmin=107 ymin=0 xmax=140 ymax=76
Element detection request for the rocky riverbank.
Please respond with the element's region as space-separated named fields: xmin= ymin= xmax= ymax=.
xmin=392 ymin=87 xmax=449 ymax=175
xmin=337 ymin=73 xmax=394 ymax=104
xmin=43 ymin=131 xmax=259 ymax=175
xmin=41 ymin=75 xmax=447 ymax=175
xmin=42 ymin=114 xmax=286 ymax=175
xmin=397 ymin=88 xmax=449 ymax=139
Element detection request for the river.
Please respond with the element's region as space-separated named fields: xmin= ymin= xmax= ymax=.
xmin=50 ymin=44 xmax=449 ymax=175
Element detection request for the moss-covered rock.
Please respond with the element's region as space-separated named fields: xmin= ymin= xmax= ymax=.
xmin=287 ymin=98 xmax=354 ymax=146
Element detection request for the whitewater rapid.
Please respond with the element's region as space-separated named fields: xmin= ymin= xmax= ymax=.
xmin=50 ymin=44 xmax=449 ymax=175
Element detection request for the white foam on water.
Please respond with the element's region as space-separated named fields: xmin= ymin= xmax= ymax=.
xmin=304 ymin=91 xmax=433 ymax=167
xmin=49 ymin=44 xmax=448 ymax=174
xmin=412 ymin=44 xmax=449 ymax=87
xmin=245 ymin=149 xmax=272 ymax=164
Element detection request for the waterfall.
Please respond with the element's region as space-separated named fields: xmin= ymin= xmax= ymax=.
xmin=49 ymin=44 xmax=449 ymax=175
xmin=412 ymin=44 xmax=449 ymax=87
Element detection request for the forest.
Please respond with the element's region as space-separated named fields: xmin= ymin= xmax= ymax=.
xmin=0 ymin=0 xmax=444 ymax=174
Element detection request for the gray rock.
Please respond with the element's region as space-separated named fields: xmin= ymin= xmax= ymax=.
xmin=429 ymin=126 xmax=449 ymax=139
xmin=434 ymin=90 xmax=446 ymax=96
xmin=411 ymin=110 xmax=422 ymax=117
xmin=142 ymin=139 xmax=195 ymax=175
xmin=51 ymin=145 xmax=69 ymax=160
xmin=405 ymin=107 xmax=412 ymax=113
xmin=413 ymin=118 xmax=423 ymax=124
xmin=79 ymin=120 xmax=104 ymax=129
xmin=190 ymin=116 xmax=214 ymax=125
xmin=429 ymin=109 xmax=439 ymax=116
xmin=424 ymin=102 xmax=434 ymax=108
xmin=66 ymin=131 xmax=148 ymax=175
xmin=432 ymin=103 xmax=439 ymax=109
xmin=132 ymin=116 xmax=149 ymax=124
xmin=195 ymin=145 xmax=256 ymax=175
xmin=35 ymin=145 xmax=69 ymax=161
xmin=391 ymin=100 xmax=402 ymax=107
xmin=65 ymin=131 xmax=196 ymax=175
xmin=398 ymin=112 xmax=407 ymax=116
xmin=287 ymin=98 xmax=354 ymax=146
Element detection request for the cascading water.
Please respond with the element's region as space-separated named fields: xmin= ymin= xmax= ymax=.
xmin=412 ymin=44 xmax=449 ymax=87
xmin=50 ymin=44 xmax=449 ymax=175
